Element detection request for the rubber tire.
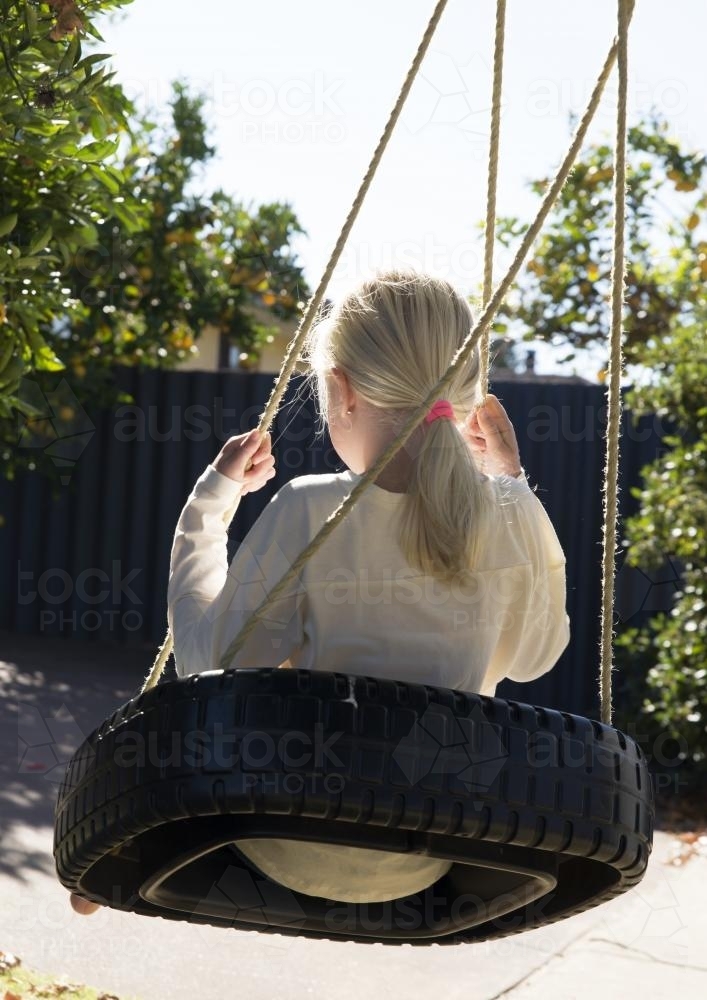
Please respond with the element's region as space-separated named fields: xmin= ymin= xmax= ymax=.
xmin=55 ymin=668 xmax=654 ymax=945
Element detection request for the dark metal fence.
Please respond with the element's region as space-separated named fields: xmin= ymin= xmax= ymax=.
xmin=1 ymin=368 xmax=667 ymax=718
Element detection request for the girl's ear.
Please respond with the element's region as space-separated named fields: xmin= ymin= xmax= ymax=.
xmin=325 ymin=369 xmax=345 ymax=419
xmin=328 ymin=367 xmax=355 ymax=414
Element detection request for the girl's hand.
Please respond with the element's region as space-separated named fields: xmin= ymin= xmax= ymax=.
xmin=460 ymin=394 xmax=522 ymax=478
xmin=213 ymin=430 xmax=276 ymax=495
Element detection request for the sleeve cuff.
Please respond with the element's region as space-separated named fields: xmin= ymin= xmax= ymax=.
xmin=192 ymin=464 xmax=245 ymax=502
xmin=496 ymin=468 xmax=530 ymax=488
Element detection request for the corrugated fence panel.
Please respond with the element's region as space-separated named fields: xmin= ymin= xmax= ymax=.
xmin=0 ymin=370 xmax=665 ymax=719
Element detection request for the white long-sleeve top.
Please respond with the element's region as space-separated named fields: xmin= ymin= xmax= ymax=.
xmin=168 ymin=464 xmax=570 ymax=903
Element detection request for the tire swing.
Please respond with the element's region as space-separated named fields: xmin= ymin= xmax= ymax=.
xmin=55 ymin=0 xmax=652 ymax=946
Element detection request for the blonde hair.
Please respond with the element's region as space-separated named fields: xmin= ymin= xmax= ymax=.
xmin=305 ymin=269 xmax=491 ymax=583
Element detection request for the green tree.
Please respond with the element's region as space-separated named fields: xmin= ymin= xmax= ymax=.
xmin=1 ymin=5 xmax=310 ymax=480
xmin=495 ymin=115 xmax=707 ymax=368
xmin=0 ymin=0 xmax=136 ymax=410
xmin=61 ymin=82 xmax=308 ymax=377
xmin=615 ymin=320 xmax=707 ymax=785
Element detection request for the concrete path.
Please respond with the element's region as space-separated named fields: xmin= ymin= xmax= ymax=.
xmin=1 ymin=632 xmax=705 ymax=1000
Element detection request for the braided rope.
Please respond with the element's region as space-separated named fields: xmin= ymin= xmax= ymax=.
xmin=599 ymin=0 xmax=632 ymax=725
xmin=219 ymin=25 xmax=630 ymax=670
xmin=480 ymin=0 xmax=507 ymax=396
xmin=141 ymin=0 xmax=450 ymax=693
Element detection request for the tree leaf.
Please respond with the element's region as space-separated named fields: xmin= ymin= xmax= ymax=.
xmin=28 ymin=225 xmax=53 ymax=256
xmin=74 ymin=139 xmax=118 ymax=163
xmin=24 ymin=3 xmax=38 ymax=36
xmin=0 ymin=214 xmax=18 ymax=238
xmin=58 ymin=32 xmax=81 ymax=74
xmin=88 ymin=164 xmax=120 ymax=194
xmin=25 ymin=330 xmax=65 ymax=371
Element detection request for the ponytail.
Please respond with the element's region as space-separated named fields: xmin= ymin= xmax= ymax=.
xmin=305 ymin=269 xmax=492 ymax=584
xmin=400 ymin=415 xmax=489 ymax=582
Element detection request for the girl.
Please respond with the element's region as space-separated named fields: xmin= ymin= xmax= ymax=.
xmin=71 ymin=269 xmax=570 ymax=914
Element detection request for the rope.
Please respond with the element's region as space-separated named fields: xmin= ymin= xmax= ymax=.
xmin=599 ymin=0 xmax=632 ymax=725
xmin=219 ymin=21 xmax=632 ymax=670
xmin=141 ymin=0 xmax=451 ymax=693
xmin=480 ymin=0 xmax=507 ymax=397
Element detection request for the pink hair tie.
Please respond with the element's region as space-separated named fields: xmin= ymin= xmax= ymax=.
xmin=425 ymin=399 xmax=455 ymax=425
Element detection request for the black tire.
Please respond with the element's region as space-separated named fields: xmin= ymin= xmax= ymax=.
xmin=55 ymin=668 xmax=654 ymax=945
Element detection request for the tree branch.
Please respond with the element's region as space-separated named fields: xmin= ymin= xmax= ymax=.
xmin=0 ymin=33 xmax=29 ymax=105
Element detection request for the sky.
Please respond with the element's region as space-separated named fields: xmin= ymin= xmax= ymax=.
xmin=98 ymin=1 xmax=706 ymax=377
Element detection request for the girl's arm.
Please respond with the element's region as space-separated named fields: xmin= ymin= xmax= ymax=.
xmin=463 ymin=394 xmax=570 ymax=690
xmin=167 ymin=432 xmax=306 ymax=676
xmin=505 ymin=486 xmax=571 ymax=682
xmin=480 ymin=482 xmax=570 ymax=694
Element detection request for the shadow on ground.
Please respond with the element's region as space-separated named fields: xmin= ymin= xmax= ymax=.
xmin=0 ymin=630 xmax=153 ymax=882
